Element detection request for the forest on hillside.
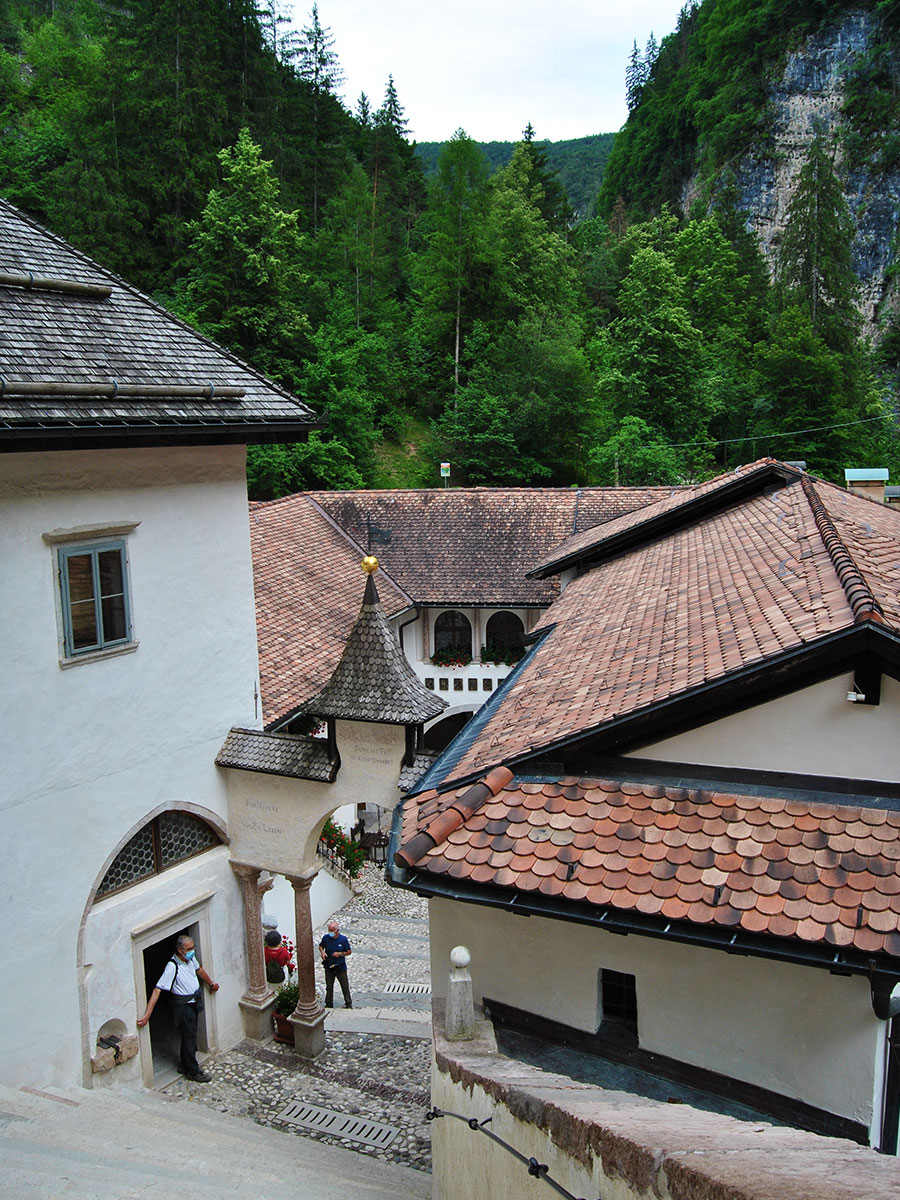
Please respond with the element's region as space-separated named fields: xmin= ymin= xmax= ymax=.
xmin=0 ymin=0 xmax=898 ymax=496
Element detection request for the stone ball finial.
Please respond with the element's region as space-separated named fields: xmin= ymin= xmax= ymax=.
xmin=362 ymin=554 xmax=379 ymax=574
xmin=450 ymin=945 xmax=470 ymax=968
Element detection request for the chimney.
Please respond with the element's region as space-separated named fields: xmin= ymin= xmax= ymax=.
xmin=844 ymin=468 xmax=888 ymax=504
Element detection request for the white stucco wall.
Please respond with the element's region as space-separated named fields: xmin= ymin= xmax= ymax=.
xmin=428 ymin=898 xmax=881 ymax=1129
xmin=0 ymin=445 xmax=260 ymax=1088
xmin=633 ymin=673 xmax=900 ymax=781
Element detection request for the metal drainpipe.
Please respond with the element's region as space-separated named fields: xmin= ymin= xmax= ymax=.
xmin=396 ymin=607 xmax=420 ymax=658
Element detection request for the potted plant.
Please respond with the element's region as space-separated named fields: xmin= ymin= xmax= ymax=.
xmin=273 ymin=981 xmax=299 ymax=1044
xmin=430 ymin=646 xmax=472 ymax=668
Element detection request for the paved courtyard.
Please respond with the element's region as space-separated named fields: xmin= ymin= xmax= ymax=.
xmin=164 ymin=864 xmax=435 ymax=1174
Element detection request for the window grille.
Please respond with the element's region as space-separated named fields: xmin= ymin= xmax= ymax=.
xmin=485 ymin=611 xmax=525 ymax=650
xmin=96 ymin=811 xmax=221 ymax=898
xmin=433 ymin=610 xmax=472 ymax=653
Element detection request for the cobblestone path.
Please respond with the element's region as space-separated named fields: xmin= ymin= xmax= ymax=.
xmin=164 ymin=865 xmax=434 ymax=1174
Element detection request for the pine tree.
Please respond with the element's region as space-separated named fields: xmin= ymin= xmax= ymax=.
xmin=776 ymin=129 xmax=861 ymax=354
xmin=294 ymin=2 xmax=345 ymax=231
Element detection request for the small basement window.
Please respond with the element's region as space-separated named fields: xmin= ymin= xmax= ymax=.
xmin=598 ymin=968 xmax=638 ymax=1044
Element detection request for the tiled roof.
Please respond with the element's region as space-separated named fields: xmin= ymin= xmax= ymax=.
xmin=529 ymin=460 xmax=798 ymax=578
xmin=0 ymin=199 xmax=318 ymax=447
xmin=216 ymin=727 xmax=336 ymax=782
xmin=307 ymin=486 xmax=671 ymax=606
xmin=396 ymin=770 xmax=900 ymax=962
xmin=299 ymin=572 xmax=447 ymax=725
xmin=431 ymin=467 xmax=900 ymax=786
xmin=250 ymin=494 xmax=413 ymax=727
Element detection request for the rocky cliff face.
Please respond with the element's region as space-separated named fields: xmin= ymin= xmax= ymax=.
xmin=685 ymin=7 xmax=899 ymax=335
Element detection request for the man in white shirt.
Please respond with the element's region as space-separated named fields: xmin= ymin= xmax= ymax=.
xmin=137 ymin=934 xmax=219 ymax=1082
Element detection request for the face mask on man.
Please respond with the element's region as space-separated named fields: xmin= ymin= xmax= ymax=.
xmin=185 ymin=950 xmax=196 ymax=961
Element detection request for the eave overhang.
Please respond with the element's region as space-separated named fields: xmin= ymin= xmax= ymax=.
xmin=387 ymin=827 xmax=900 ymax=993
xmin=0 ymin=415 xmax=326 ymax=453
xmin=428 ymin=620 xmax=900 ymax=796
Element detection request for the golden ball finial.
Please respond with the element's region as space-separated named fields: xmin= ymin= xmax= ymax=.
xmin=361 ymin=554 xmax=379 ymax=575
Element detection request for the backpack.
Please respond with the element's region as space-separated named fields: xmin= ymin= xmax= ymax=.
xmin=266 ymin=958 xmax=286 ymax=984
xmin=168 ymin=955 xmax=204 ymax=1012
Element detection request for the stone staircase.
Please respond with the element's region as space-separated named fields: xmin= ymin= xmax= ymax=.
xmin=0 ymin=1081 xmax=431 ymax=1199
xmin=335 ymin=909 xmax=432 ymax=1014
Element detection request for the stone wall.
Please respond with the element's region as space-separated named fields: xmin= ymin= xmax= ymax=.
xmin=431 ymin=1003 xmax=900 ymax=1200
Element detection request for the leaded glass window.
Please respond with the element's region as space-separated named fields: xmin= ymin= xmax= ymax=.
xmin=96 ymin=812 xmax=221 ymax=898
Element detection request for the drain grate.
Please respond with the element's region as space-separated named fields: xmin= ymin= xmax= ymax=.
xmin=384 ymin=981 xmax=431 ymax=995
xmin=275 ymin=1100 xmax=398 ymax=1149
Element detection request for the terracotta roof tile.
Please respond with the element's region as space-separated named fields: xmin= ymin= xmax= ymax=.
xmin=397 ymin=771 xmax=900 ymax=962
xmin=430 ymin=468 xmax=900 ymax=788
xmin=251 ymin=494 xmax=414 ymax=726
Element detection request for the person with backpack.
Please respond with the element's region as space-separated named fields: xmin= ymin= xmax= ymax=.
xmin=136 ymin=934 xmax=219 ymax=1082
xmin=264 ymin=929 xmax=294 ymax=983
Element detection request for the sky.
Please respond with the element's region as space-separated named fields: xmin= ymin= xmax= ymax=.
xmin=291 ymin=1 xmax=690 ymax=144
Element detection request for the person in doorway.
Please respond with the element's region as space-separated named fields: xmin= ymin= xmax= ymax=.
xmin=136 ymin=934 xmax=219 ymax=1082
xmin=319 ymin=919 xmax=352 ymax=1008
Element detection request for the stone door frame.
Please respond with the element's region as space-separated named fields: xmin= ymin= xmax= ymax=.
xmin=131 ymin=892 xmax=216 ymax=1088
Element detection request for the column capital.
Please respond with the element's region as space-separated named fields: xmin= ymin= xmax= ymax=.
xmin=230 ymin=861 xmax=263 ymax=882
xmin=285 ymin=867 xmax=319 ymax=892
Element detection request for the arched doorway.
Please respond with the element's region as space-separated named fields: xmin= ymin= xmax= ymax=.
xmin=76 ymin=805 xmax=229 ymax=1088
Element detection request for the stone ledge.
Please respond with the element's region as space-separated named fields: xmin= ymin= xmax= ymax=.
xmin=431 ymin=1001 xmax=900 ymax=1200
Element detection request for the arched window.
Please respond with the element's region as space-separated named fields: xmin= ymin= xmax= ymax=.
xmin=96 ymin=811 xmax=222 ymax=899
xmin=483 ymin=611 xmax=525 ymax=663
xmin=433 ymin=610 xmax=472 ymax=660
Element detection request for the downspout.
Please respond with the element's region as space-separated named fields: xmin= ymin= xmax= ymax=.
xmin=870 ymin=970 xmax=900 ymax=1020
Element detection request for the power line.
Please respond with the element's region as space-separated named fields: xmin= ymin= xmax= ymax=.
xmin=667 ymin=413 xmax=888 ymax=451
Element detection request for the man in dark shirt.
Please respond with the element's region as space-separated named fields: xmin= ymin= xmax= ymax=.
xmin=319 ymin=919 xmax=352 ymax=1008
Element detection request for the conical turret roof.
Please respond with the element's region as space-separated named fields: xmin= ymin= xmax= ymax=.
xmin=300 ymin=567 xmax=447 ymax=725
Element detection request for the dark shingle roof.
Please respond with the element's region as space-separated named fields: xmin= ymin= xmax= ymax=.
xmin=216 ymin=727 xmax=336 ymax=782
xmin=299 ymin=572 xmax=447 ymax=725
xmin=0 ymin=198 xmax=318 ymax=449
xmin=307 ymin=486 xmax=672 ymax=606
xmin=250 ymin=494 xmax=414 ymax=728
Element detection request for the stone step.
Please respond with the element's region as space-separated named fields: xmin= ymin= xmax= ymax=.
xmin=0 ymin=1083 xmax=431 ymax=1199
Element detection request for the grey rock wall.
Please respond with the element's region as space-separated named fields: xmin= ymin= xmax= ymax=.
xmin=685 ymin=7 xmax=899 ymax=335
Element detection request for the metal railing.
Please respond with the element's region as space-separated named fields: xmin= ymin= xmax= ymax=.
xmin=426 ymin=1107 xmax=604 ymax=1200
xmin=316 ymin=839 xmax=351 ymax=883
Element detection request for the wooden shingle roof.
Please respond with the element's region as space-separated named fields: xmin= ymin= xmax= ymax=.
xmin=250 ymin=493 xmax=413 ymax=728
xmin=298 ymin=572 xmax=447 ymax=725
xmin=307 ymin=486 xmax=672 ymax=606
xmin=0 ymin=199 xmax=318 ymax=449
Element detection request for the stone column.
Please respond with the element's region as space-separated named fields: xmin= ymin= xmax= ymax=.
xmin=285 ymin=869 xmax=326 ymax=1060
xmin=230 ymin=862 xmax=277 ymax=1040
